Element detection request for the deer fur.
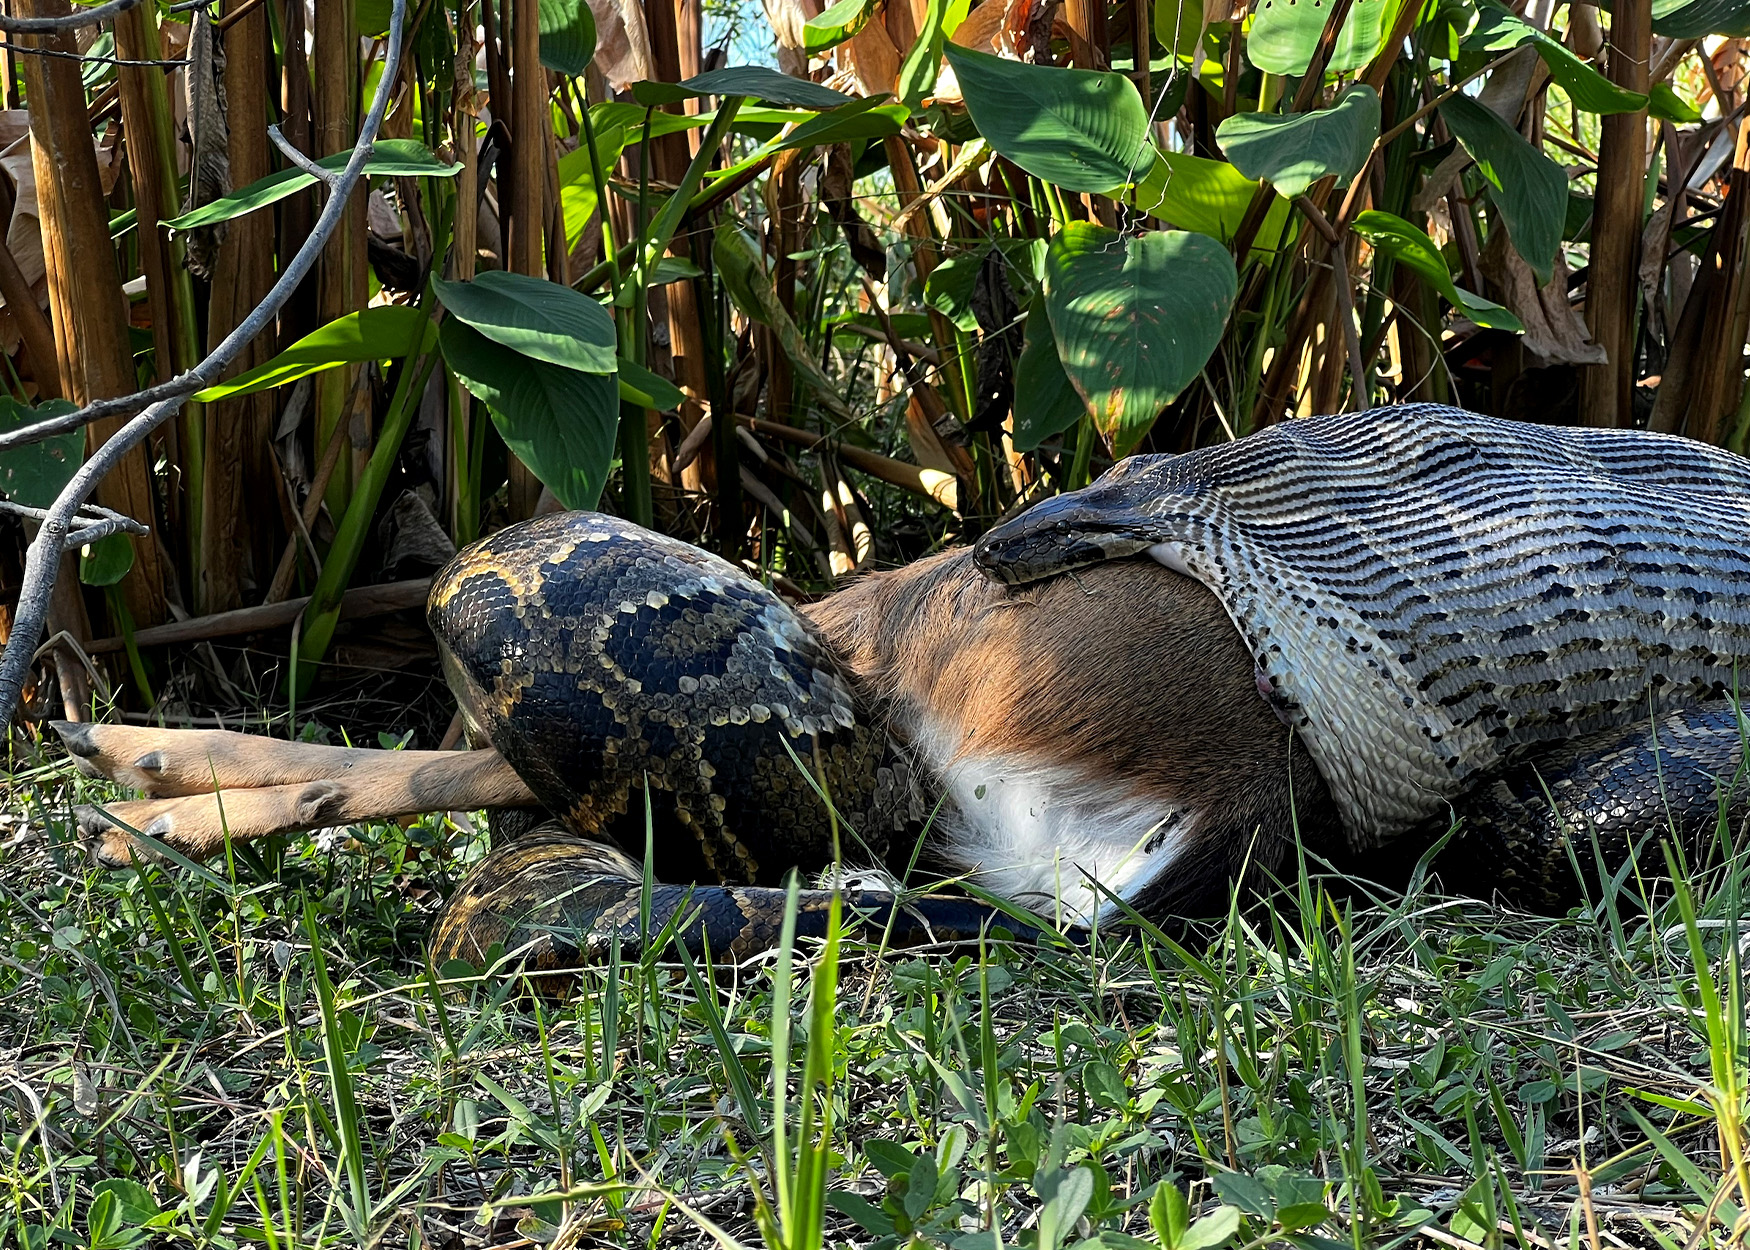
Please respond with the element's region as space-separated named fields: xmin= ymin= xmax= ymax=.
xmin=59 ymin=550 xmax=1335 ymax=918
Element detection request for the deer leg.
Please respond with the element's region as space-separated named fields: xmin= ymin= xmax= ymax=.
xmin=69 ymin=739 xmax=539 ymax=867
xmin=52 ymin=721 xmax=507 ymax=797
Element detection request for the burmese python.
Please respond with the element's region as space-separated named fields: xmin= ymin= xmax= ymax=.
xmin=428 ymin=407 xmax=1750 ymax=970
xmin=427 ymin=511 xmax=1037 ymax=970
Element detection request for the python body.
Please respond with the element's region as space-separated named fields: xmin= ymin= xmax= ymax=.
xmin=426 ymin=406 xmax=1750 ymax=970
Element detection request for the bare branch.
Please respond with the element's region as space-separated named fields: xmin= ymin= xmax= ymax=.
xmin=0 ymin=0 xmax=143 ymax=34
xmin=0 ymin=0 xmax=412 ymax=727
xmin=0 ymin=499 xmax=149 ymax=549
xmin=268 ymin=122 xmax=347 ymax=188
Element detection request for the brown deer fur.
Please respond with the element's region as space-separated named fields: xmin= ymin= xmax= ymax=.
xmin=806 ymin=550 xmax=1339 ymax=916
xmin=60 ymin=551 xmax=1338 ymax=915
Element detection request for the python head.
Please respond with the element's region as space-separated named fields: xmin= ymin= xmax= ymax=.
xmin=974 ymin=454 xmax=1188 ymax=586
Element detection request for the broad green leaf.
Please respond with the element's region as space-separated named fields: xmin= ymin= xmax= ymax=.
xmin=632 ymin=67 xmax=852 ymax=109
xmin=1654 ymin=0 xmax=1750 ymax=37
xmin=80 ymin=532 xmax=134 ymax=587
xmin=1124 ymin=149 xmax=1291 ymax=245
xmin=356 ymin=0 xmax=392 ymax=34
xmin=804 ymin=0 xmax=876 ymax=51
xmin=1246 ymin=0 xmax=1401 ymax=75
xmin=590 ymin=100 xmax=713 ymax=139
xmin=944 ymin=44 xmax=1151 ymax=192
xmin=163 ymin=139 xmax=462 ymax=230
xmin=924 ymin=244 xmax=990 ymax=332
xmin=539 ymin=0 xmax=597 ymax=75
xmin=897 ymin=0 xmax=969 ymax=106
xmin=898 ymin=0 xmax=949 ymax=106
xmin=1155 ymin=0 xmax=1205 ymax=59
xmin=617 ymin=357 xmax=686 ymax=410
xmin=1044 ymin=222 xmax=1237 ymax=455
xmin=1149 ymin=1183 xmax=1192 ymax=1248
xmin=714 ymin=223 xmax=770 ymax=325
xmin=1012 ymin=297 xmax=1085 ymax=451
xmin=92 ymin=1179 xmax=160 ymax=1229
xmin=0 ymin=398 xmax=81 ymax=507
xmin=438 ymin=319 xmax=618 ymax=511
xmin=1439 ymin=93 xmax=1567 ymax=284
xmin=434 ymin=270 xmax=617 ymax=374
xmin=769 ymin=97 xmax=908 ymax=152
xmin=192 ymin=306 xmax=438 ymax=402
xmin=557 ymin=122 xmax=626 ymax=249
xmin=1465 ymin=5 xmax=1646 ymax=113
xmin=1353 ymin=209 xmax=1523 ymax=331
xmin=1216 ymin=85 xmax=1380 ymax=200
xmin=1650 ymin=82 xmax=1704 ymax=122
xmin=1181 ymin=1205 xmax=1242 ymax=1250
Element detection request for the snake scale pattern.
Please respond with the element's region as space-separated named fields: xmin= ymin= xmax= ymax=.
xmin=426 ymin=512 xmax=1024 ymax=968
xmin=425 ymin=407 xmax=1750 ymax=971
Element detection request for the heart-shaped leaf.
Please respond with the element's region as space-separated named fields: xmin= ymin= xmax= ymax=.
xmin=434 ymin=270 xmax=617 ymax=374
xmin=1465 ymin=5 xmax=1646 ymax=114
xmin=1352 ymin=209 xmax=1524 ymax=331
xmin=943 ymin=44 xmax=1151 ymax=192
xmin=1044 ymin=223 xmax=1237 ymax=455
xmin=1246 ymin=0 xmax=1400 ymax=75
xmin=539 ymin=0 xmax=596 ymax=75
xmin=439 ymin=319 xmax=618 ymax=511
xmin=1012 ymin=296 xmax=1085 ymax=451
xmin=164 ymin=139 xmax=462 ymax=230
xmin=632 ymin=67 xmax=852 ymax=109
xmin=1216 ymin=85 xmax=1380 ymax=200
xmin=193 ymin=306 xmax=438 ymax=402
xmin=0 ymin=398 xmax=81 ymax=507
xmin=1439 ymin=94 xmax=1567 ymax=284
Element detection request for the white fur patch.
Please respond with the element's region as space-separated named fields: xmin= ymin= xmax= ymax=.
xmin=909 ymin=718 xmax=1192 ymax=925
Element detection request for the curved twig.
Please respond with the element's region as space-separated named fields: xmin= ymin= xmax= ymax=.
xmin=0 ymin=0 xmax=410 ymax=727
xmin=0 ymin=0 xmax=143 ymax=34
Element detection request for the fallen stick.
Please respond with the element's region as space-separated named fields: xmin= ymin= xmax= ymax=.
xmin=85 ymin=577 xmax=432 ymax=655
xmin=740 ymin=417 xmax=958 ymax=511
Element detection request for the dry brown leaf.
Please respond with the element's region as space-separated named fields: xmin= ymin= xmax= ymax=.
xmin=1479 ymin=226 xmax=1606 ymax=366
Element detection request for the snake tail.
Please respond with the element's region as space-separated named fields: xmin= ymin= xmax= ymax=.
xmin=430 ymin=831 xmax=1047 ymax=977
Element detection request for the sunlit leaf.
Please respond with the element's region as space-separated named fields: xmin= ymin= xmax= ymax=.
xmin=944 ymin=44 xmax=1151 ymax=192
xmin=1353 ymin=209 xmax=1523 ymax=331
xmin=1123 ymin=149 xmax=1291 ymax=246
xmin=1246 ymin=0 xmax=1402 ymax=75
xmin=804 ymin=0 xmax=877 ymax=51
xmin=632 ymin=67 xmax=852 ymax=109
xmin=1465 ymin=5 xmax=1645 ymax=113
xmin=191 ymin=307 xmax=438 ymax=402
xmin=434 ymin=271 xmax=617 ymax=374
xmin=164 ymin=139 xmax=462 ymax=230
xmin=1044 ymin=222 xmax=1237 ymax=455
xmin=1216 ymin=85 xmax=1380 ymax=199
xmin=1439 ymin=94 xmax=1567 ymax=284
xmin=438 ymin=320 xmax=619 ymax=511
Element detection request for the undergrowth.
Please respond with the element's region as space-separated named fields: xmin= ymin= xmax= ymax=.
xmin=3 ymin=738 xmax=1749 ymax=1249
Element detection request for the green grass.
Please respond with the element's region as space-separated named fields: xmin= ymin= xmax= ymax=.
xmin=5 ymin=739 xmax=1750 ymax=1249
